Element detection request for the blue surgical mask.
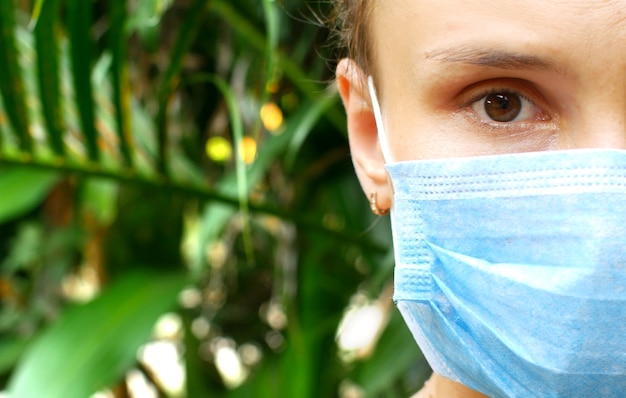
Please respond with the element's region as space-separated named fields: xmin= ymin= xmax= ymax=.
xmin=367 ymin=78 xmax=626 ymax=397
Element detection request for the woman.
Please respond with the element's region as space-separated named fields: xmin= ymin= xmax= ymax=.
xmin=334 ymin=1 xmax=626 ymax=397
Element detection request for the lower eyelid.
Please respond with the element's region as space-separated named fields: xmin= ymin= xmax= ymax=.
xmin=463 ymin=114 xmax=559 ymax=146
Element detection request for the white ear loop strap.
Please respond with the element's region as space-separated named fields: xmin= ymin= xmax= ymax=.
xmin=367 ymin=75 xmax=393 ymax=163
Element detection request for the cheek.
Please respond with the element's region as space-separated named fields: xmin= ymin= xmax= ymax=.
xmin=385 ymin=108 xmax=560 ymax=161
xmin=380 ymin=80 xmax=506 ymax=161
xmin=381 ymin=90 xmax=475 ymax=161
xmin=384 ymin=111 xmax=470 ymax=161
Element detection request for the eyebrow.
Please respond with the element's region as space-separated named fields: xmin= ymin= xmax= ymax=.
xmin=424 ymin=45 xmax=565 ymax=75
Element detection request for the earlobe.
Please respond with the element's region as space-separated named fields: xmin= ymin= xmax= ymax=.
xmin=336 ymin=58 xmax=392 ymax=212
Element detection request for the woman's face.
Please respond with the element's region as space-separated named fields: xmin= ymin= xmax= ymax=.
xmin=338 ymin=0 xmax=626 ymax=206
xmin=373 ymin=0 xmax=626 ymax=160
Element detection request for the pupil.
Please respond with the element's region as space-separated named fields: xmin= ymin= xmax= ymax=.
xmin=484 ymin=93 xmax=522 ymax=122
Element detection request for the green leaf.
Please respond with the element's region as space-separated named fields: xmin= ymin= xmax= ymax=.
xmin=1 ymin=221 xmax=44 ymax=273
xmin=34 ymin=0 xmax=65 ymax=156
xmin=67 ymin=0 xmax=99 ymax=162
xmin=209 ymin=75 xmax=254 ymax=264
xmin=284 ymin=94 xmax=339 ymax=170
xmin=81 ymin=178 xmax=119 ymax=225
xmin=0 ymin=0 xmax=33 ymax=152
xmin=109 ymin=0 xmax=134 ymax=167
xmin=156 ymin=0 xmax=208 ymax=175
xmin=127 ymin=0 xmax=174 ymax=51
xmin=8 ymin=270 xmax=187 ymax=398
xmin=0 ymin=337 xmax=30 ymax=375
xmin=28 ymin=0 xmax=45 ymax=30
xmin=129 ymin=0 xmax=175 ymax=30
xmin=261 ymin=0 xmax=279 ymax=92
xmin=0 ymin=167 xmax=59 ymax=224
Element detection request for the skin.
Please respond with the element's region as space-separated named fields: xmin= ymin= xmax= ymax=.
xmin=337 ymin=0 xmax=626 ymax=396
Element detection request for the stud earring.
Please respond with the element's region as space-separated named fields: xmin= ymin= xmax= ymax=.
xmin=369 ymin=192 xmax=389 ymax=216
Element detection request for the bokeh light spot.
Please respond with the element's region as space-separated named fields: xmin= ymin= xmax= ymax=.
xmin=240 ymin=136 xmax=257 ymax=164
xmin=260 ymin=102 xmax=284 ymax=133
xmin=206 ymin=136 xmax=232 ymax=163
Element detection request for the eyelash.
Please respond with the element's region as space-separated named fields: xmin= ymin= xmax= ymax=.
xmin=465 ymin=87 xmax=534 ymax=109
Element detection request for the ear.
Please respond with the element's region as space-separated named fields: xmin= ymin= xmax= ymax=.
xmin=336 ymin=58 xmax=392 ymax=211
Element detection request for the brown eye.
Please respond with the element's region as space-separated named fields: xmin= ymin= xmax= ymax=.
xmin=484 ymin=92 xmax=521 ymax=122
xmin=470 ymin=90 xmax=542 ymax=124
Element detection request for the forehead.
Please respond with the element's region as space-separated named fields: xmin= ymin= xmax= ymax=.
xmin=370 ymin=0 xmax=626 ymax=85
xmin=371 ymin=0 xmax=626 ymax=44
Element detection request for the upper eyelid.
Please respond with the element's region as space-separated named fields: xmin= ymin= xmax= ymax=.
xmin=461 ymin=84 xmax=538 ymax=107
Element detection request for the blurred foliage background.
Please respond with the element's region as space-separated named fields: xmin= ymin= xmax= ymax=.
xmin=0 ymin=0 xmax=429 ymax=397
